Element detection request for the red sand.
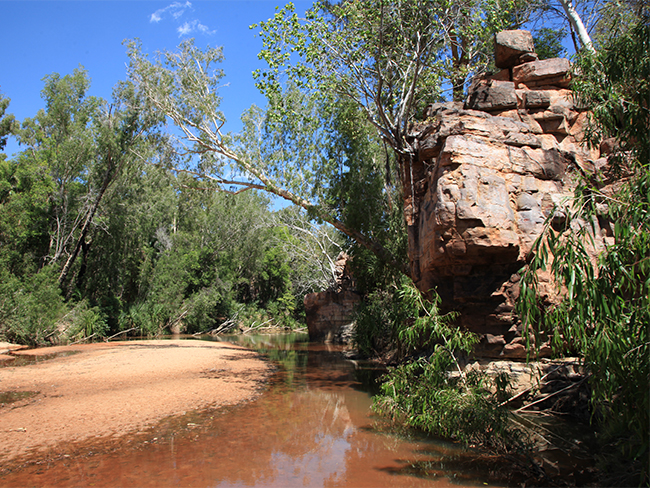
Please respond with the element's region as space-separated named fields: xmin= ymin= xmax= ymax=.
xmin=0 ymin=340 xmax=271 ymax=463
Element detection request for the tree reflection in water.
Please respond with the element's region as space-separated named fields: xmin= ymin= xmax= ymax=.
xmin=0 ymin=334 xmax=494 ymax=488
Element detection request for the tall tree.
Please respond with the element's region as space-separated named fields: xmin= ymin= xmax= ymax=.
xmin=18 ymin=69 xmax=100 ymax=269
xmin=17 ymin=69 xmax=162 ymax=294
xmin=125 ymin=38 xmax=408 ymax=275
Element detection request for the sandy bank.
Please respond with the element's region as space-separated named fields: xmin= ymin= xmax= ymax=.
xmin=0 ymin=339 xmax=271 ymax=463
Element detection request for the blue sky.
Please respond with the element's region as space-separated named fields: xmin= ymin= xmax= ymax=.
xmin=1 ymin=0 xmax=311 ymax=157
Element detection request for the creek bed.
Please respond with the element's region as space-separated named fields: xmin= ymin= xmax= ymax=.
xmin=0 ymin=333 xmax=594 ymax=487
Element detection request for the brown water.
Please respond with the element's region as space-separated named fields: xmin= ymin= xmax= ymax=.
xmin=0 ymin=334 xmax=511 ymax=487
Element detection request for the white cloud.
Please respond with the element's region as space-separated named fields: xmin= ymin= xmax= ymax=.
xmin=177 ymin=21 xmax=193 ymax=36
xmin=176 ymin=19 xmax=215 ymax=37
xmin=150 ymin=1 xmax=214 ymax=37
xmin=149 ymin=1 xmax=192 ymax=24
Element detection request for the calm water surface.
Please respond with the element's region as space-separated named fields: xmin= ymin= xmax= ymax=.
xmin=1 ymin=334 xmax=508 ymax=488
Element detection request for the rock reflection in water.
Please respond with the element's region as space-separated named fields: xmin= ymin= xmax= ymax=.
xmin=0 ymin=335 xmax=493 ymax=488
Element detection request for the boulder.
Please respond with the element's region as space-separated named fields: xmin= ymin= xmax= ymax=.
xmin=304 ymin=290 xmax=361 ymax=343
xmin=465 ymin=80 xmax=517 ymax=111
xmin=304 ymin=252 xmax=360 ymax=343
xmin=512 ymin=58 xmax=571 ymax=87
xmin=522 ymin=90 xmax=552 ymax=109
xmin=495 ymin=30 xmax=535 ymax=69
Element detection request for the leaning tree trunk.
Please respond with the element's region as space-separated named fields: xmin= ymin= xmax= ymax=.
xmin=58 ymin=156 xmax=115 ymax=288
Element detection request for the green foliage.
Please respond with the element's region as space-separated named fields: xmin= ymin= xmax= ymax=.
xmin=119 ymin=302 xmax=168 ymax=336
xmin=321 ymin=97 xmax=408 ymax=292
xmin=533 ymin=27 xmax=567 ymax=59
xmin=353 ymin=283 xmax=410 ymax=358
xmin=1 ymin=64 xmax=335 ymax=345
xmin=0 ymin=93 xmax=17 ymax=157
xmin=0 ymin=267 xmax=67 ymax=346
xmin=518 ymin=17 xmax=649 ymax=486
xmin=592 ymin=0 xmax=648 ymax=47
xmin=372 ymin=283 xmax=523 ymax=452
xmin=0 ymin=152 xmax=53 ymax=276
xmin=182 ymin=287 xmax=232 ymax=333
xmin=375 ymin=360 xmax=521 ymax=451
xmin=571 ymin=19 xmax=649 ymax=165
xmin=18 ymin=68 xmax=100 ymax=269
xmin=63 ymin=299 xmax=109 ymax=342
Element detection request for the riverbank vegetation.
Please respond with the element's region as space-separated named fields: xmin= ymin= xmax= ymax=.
xmin=0 ymin=71 xmax=341 ymax=345
xmin=1 ymin=0 xmax=648 ymax=485
xmin=518 ymin=17 xmax=649 ymax=485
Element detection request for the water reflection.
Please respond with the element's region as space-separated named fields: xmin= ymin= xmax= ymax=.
xmin=1 ymin=334 xmax=497 ymax=488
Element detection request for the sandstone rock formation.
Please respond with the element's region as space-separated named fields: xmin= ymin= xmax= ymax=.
xmin=304 ymin=253 xmax=360 ymax=343
xmin=407 ymin=31 xmax=609 ymax=358
xmin=494 ymin=30 xmax=537 ymax=69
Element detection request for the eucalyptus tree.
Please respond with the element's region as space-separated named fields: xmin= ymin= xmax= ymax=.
xmin=126 ymin=38 xmax=408 ymax=275
xmin=18 ymin=69 xmax=100 ymax=271
xmin=17 ymin=69 xmax=164 ymax=294
xmin=271 ymin=205 xmax=345 ymax=294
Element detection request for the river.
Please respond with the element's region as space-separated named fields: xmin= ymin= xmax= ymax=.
xmin=0 ymin=333 xmax=557 ymax=487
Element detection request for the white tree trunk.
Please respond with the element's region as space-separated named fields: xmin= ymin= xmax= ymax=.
xmin=558 ymin=0 xmax=595 ymax=52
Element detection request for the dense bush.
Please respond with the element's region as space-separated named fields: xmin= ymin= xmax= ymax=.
xmin=371 ymin=283 xmax=525 ymax=453
xmin=0 ymin=267 xmax=67 ymax=346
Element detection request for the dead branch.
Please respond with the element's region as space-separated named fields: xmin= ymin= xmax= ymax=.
xmin=105 ymin=327 xmax=138 ymax=341
xmin=514 ymin=375 xmax=590 ymax=413
xmin=69 ymin=333 xmax=97 ymax=346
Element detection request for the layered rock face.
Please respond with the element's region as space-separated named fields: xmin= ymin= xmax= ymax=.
xmin=304 ymin=253 xmax=360 ymax=343
xmin=407 ymin=31 xmax=608 ymax=358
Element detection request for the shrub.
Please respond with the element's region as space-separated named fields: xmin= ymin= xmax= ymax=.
xmin=63 ymin=299 xmax=109 ymax=342
xmin=372 ymin=283 xmax=526 ymax=454
xmin=183 ymin=286 xmax=233 ymax=334
xmin=0 ymin=267 xmax=67 ymax=345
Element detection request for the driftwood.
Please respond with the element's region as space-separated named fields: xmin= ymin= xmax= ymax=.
xmin=499 ymin=364 xmax=566 ymax=408
xmin=202 ymin=306 xmax=246 ymax=336
xmin=69 ymin=333 xmax=97 ymax=346
xmin=105 ymin=327 xmax=138 ymax=341
xmin=168 ymin=309 xmax=188 ymax=332
xmin=514 ymin=375 xmax=590 ymax=413
xmin=242 ymin=319 xmax=273 ymax=334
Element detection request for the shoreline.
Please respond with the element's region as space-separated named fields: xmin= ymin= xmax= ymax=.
xmin=0 ymin=339 xmax=272 ymax=464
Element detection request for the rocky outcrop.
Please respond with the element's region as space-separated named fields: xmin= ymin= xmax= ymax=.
xmin=304 ymin=290 xmax=360 ymax=343
xmin=0 ymin=342 xmax=28 ymax=363
xmin=407 ymin=31 xmax=609 ymax=358
xmin=304 ymin=253 xmax=360 ymax=343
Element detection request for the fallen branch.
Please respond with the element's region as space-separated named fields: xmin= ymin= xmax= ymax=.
xmin=243 ymin=319 xmax=273 ymax=334
xmin=208 ymin=308 xmax=244 ymax=335
xmin=514 ymin=375 xmax=590 ymax=413
xmin=499 ymin=364 xmax=566 ymax=408
xmin=512 ymin=411 xmax=591 ymax=456
xmin=105 ymin=327 xmax=138 ymax=342
xmin=69 ymin=333 xmax=97 ymax=346
xmin=168 ymin=309 xmax=188 ymax=332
